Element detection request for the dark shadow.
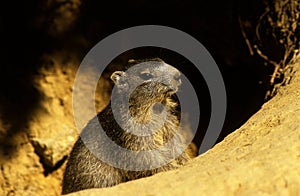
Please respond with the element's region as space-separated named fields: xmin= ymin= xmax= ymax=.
xmin=0 ymin=1 xmax=44 ymax=158
xmin=0 ymin=0 xmax=85 ymax=162
xmin=79 ymin=0 xmax=270 ymax=150
xmin=0 ymin=0 xmax=283 ymax=163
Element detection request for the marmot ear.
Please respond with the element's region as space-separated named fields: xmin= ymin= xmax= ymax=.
xmin=128 ymin=59 xmax=136 ymax=63
xmin=110 ymin=71 xmax=126 ymax=85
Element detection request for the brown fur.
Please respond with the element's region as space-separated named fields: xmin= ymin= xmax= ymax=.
xmin=62 ymin=59 xmax=196 ymax=194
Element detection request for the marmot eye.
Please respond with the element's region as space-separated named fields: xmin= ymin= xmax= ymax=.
xmin=139 ymin=73 xmax=153 ymax=80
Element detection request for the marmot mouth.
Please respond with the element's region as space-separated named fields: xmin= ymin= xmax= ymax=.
xmin=170 ymin=89 xmax=178 ymax=94
xmin=165 ymin=89 xmax=177 ymax=97
xmin=166 ymin=85 xmax=180 ymax=95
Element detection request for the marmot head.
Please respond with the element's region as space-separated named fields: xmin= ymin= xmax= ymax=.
xmin=110 ymin=58 xmax=181 ymax=99
xmin=110 ymin=58 xmax=182 ymax=123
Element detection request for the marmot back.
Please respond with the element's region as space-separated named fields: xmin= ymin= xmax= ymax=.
xmin=62 ymin=58 xmax=197 ymax=194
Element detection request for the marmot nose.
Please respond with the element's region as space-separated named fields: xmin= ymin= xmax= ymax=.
xmin=171 ymin=69 xmax=182 ymax=90
xmin=172 ymin=68 xmax=181 ymax=80
xmin=174 ymin=72 xmax=181 ymax=81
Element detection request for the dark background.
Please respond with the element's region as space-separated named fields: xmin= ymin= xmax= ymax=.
xmin=0 ymin=0 xmax=277 ymax=150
